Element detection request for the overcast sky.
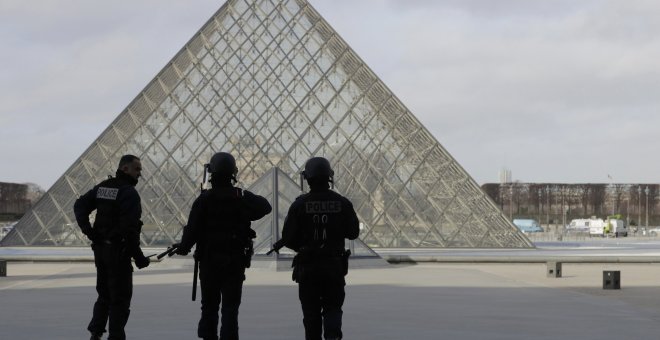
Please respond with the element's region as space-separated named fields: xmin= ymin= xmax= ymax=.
xmin=2 ymin=0 xmax=659 ymax=189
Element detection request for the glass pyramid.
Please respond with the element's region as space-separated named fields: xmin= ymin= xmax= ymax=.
xmin=248 ymin=167 xmax=299 ymax=256
xmin=2 ymin=0 xmax=532 ymax=249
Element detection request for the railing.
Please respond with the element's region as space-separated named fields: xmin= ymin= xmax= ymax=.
xmin=524 ymin=230 xmax=660 ymax=242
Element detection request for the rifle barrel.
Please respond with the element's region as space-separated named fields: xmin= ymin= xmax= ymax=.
xmin=157 ymin=246 xmax=177 ymax=259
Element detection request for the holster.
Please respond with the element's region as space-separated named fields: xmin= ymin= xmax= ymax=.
xmin=341 ymin=249 xmax=351 ymax=276
xmin=244 ymin=240 xmax=254 ymax=268
xmin=291 ymin=248 xmax=349 ymax=282
xmin=291 ymin=254 xmax=301 ymax=282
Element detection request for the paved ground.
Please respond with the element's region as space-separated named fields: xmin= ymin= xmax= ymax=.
xmin=3 ymin=257 xmax=660 ymax=339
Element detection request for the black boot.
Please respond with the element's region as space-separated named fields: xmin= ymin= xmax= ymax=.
xmin=90 ymin=333 xmax=103 ymax=340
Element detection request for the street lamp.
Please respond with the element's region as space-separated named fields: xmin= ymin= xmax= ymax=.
xmin=609 ymin=176 xmax=615 ymax=215
xmin=645 ymin=186 xmax=650 ymax=227
xmin=538 ymin=190 xmax=542 ymax=225
xmin=509 ymin=184 xmax=514 ymax=220
xmin=561 ymin=187 xmax=567 ymax=232
xmin=562 ymin=205 xmax=568 ymax=239
xmin=625 ymin=198 xmax=630 ymax=226
xmin=546 ymin=185 xmax=550 ymax=228
xmin=638 ymin=186 xmax=642 ymax=227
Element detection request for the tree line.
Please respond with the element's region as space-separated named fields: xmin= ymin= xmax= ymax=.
xmin=481 ymin=183 xmax=659 ymax=227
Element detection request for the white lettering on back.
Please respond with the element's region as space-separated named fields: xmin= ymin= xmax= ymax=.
xmin=97 ymin=187 xmax=119 ymax=200
xmin=305 ymin=201 xmax=341 ymax=214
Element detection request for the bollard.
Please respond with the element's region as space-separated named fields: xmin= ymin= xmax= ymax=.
xmin=546 ymin=261 xmax=562 ymax=278
xmin=603 ymin=270 xmax=620 ymax=289
xmin=0 ymin=261 xmax=6 ymax=277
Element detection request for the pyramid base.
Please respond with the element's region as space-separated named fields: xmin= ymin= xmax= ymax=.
xmin=249 ymin=254 xmax=389 ymax=271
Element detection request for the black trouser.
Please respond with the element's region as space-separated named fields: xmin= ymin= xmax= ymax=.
xmin=198 ymin=260 xmax=246 ymax=340
xmin=87 ymin=244 xmax=133 ymax=340
xmin=297 ymin=261 xmax=346 ymax=340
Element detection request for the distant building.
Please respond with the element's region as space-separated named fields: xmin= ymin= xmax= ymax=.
xmin=499 ymin=168 xmax=512 ymax=184
xmin=0 ymin=182 xmax=31 ymax=219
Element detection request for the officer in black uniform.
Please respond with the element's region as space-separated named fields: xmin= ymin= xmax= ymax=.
xmin=272 ymin=157 xmax=359 ymax=340
xmin=175 ymin=152 xmax=272 ymax=340
xmin=74 ymin=154 xmax=151 ymax=340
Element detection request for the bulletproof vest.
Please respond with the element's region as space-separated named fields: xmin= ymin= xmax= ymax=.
xmin=299 ymin=191 xmax=345 ymax=252
xmin=92 ymin=177 xmax=130 ymax=241
xmin=198 ymin=187 xmax=250 ymax=253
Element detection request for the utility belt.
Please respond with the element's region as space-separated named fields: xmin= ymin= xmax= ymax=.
xmin=92 ymin=238 xmax=121 ymax=247
xmin=93 ymin=238 xmax=129 ymax=257
xmin=198 ymin=239 xmax=254 ymax=268
xmin=91 ymin=239 xmax=133 ymax=264
xmin=297 ymin=247 xmax=346 ymax=259
xmin=95 ymin=236 xmax=125 ymax=245
xmin=292 ymin=248 xmax=351 ymax=282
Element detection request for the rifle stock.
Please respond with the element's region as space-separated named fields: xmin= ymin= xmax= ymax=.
xmin=192 ymin=251 xmax=199 ymax=301
xmin=266 ymin=239 xmax=285 ymax=255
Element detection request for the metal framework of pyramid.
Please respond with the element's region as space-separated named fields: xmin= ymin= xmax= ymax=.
xmin=2 ymin=0 xmax=532 ymax=249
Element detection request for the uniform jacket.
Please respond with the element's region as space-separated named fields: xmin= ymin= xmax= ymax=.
xmin=279 ymin=188 xmax=359 ymax=253
xmin=179 ymin=184 xmax=272 ymax=256
xmin=73 ymin=171 xmax=144 ymax=259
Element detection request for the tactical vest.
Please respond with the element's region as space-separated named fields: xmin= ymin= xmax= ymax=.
xmin=298 ymin=191 xmax=345 ymax=255
xmin=197 ymin=187 xmax=252 ymax=257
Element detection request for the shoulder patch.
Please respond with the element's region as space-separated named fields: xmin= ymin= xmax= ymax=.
xmin=97 ymin=187 xmax=119 ymax=200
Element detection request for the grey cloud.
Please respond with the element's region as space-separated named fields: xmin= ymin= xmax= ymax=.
xmin=386 ymin=0 xmax=589 ymax=17
xmin=3 ymin=0 xmax=660 ymax=188
xmin=0 ymin=0 xmax=221 ymax=187
xmin=354 ymin=1 xmax=660 ymax=183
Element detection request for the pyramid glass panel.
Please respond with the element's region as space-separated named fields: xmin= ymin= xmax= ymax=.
xmin=2 ymin=0 xmax=532 ymax=249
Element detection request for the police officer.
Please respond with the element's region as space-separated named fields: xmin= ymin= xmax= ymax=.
xmin=74 ymin=154 xmax=151 ymax=340
xmin=272 ymin=157 xmax=359 ymax=340
xmin=175 ymin=152 xmax=272 ymax=340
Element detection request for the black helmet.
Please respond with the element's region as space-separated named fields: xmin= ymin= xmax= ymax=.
xmin=208 ymin=152 xmax=238 ymax=177
xmin=302 ymin=157 xmax=334 ymax=180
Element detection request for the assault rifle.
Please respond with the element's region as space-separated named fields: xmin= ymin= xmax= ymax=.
xmin=192 ymin=251 xmax=199 ymax=301
xmin=266 ymin=238 xmax=285 ymax=256
xmin=190 ymin=164 xmax=211 ymax=301
xmin=156 ymin=244 xmax=179 ymax=259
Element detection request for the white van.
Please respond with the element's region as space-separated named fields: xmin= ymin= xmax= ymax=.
xmin=567 ymin=219 xmax=591 ymax=232
xmin=571 ymin=217 xmax=627 ymax=237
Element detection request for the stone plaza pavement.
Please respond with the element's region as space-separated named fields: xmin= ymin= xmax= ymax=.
xmin=3 ymin=259 xmax=660 ymax=339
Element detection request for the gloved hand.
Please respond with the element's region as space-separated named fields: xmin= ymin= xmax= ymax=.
xmin=81 ymin=226 xmax=99 ymax=243
xmin=175 ymin=245 xmax=190 ymax=256
xmin=134 ymin=255 xmax=150 ymax=269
